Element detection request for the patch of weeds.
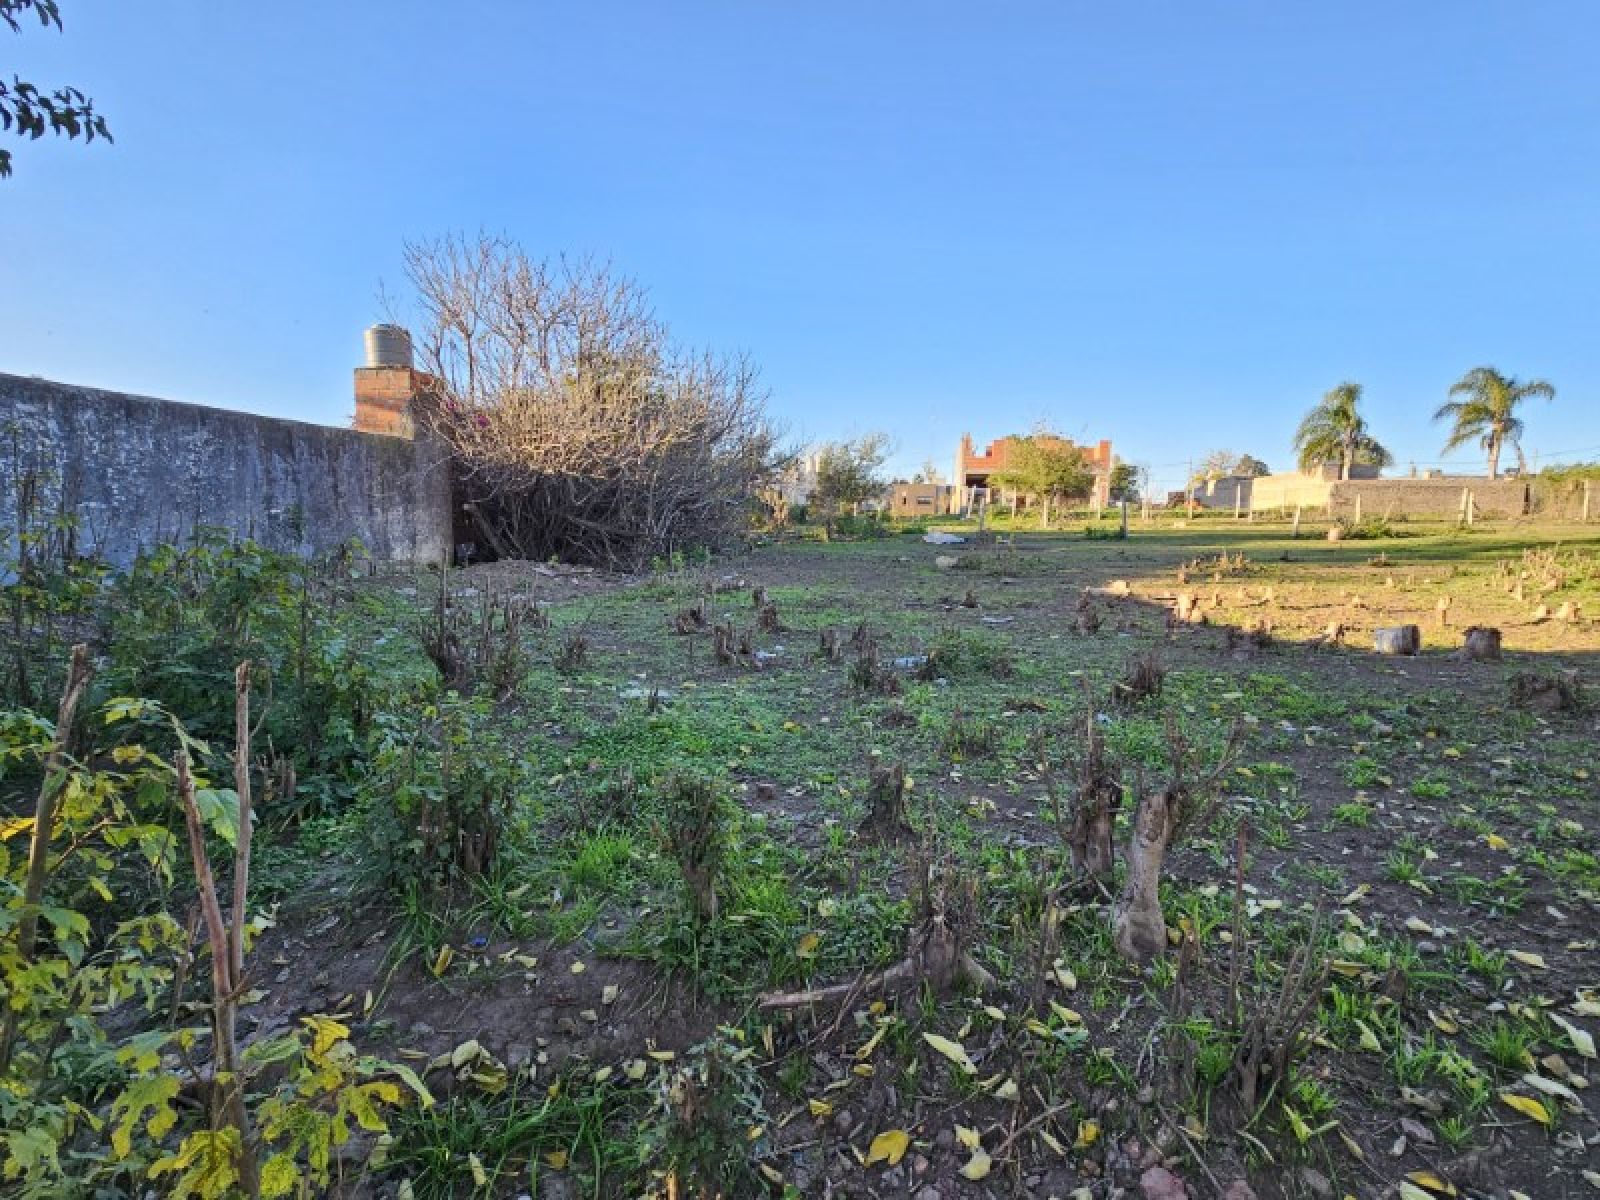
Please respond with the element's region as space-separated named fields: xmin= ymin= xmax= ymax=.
xmin=640 ymin=1031 xmax=772 ymax=1199
xmin=941 ymin=712 xmax=1000 ymax=759
xmin=1470 ymin=1018 xmax=1537 ymax=1073
xmin=1328 ymin=800 xmax=1373 ymax=828
xmin=385 ymin=1070 xmax=648 ymax=1199
xmin=1409 ymin=776 xmax=1451 ymax=800
xmin=922 ymin=627 xmax=1016 ymax=679
xmin=1343 ymin=757 xmax=1385 ymax=788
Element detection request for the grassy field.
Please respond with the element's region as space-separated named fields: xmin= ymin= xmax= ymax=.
xmin=8 ymin=518 xmax=1599 ymax=1199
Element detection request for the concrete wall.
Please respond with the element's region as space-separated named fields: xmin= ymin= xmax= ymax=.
xmin=1329 ymin=477 xmax=1528 ymax=520
xmin=1250 ymin=472 xmax=1335 ymax=511
xmin=0 ymin=373 xmax=452 ymax=566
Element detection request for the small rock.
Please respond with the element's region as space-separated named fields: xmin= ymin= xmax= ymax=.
xmin=832 ymin=1109 xmax=855 ymax=1137
xmin=1222 ymin=1183 xmax=1259 ymax=1200
xmin=1399 ymin=1117 xmax=1435 ymax=1145
xmin=914 ymin=1188 xmax=941 ymax=1200
xmin=410 ymin=1022 xmax=436 ymax=1038
xmin=1299 ymin=1167 xmax=1333 ymax=1198
xmin=1141 ymin=1166 xmax=1189 ymax=1200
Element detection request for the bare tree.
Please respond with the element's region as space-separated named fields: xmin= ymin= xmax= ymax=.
xmin=403 ymin=233 xmax=783 ymax=568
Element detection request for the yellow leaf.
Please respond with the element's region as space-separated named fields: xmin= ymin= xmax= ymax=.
xmin=759 ymin=1163 xmax=784 ymax=1185
xmin=796 ymin=932 xmax=820 ymax=959
xmin=1074 ymin=1119 xmax=1100 ymax=1150
xmin=469 ymin=1153 xmax=488 ymax=1188
xmin=1406 ymin=1170 xmax=1458 ymax=1196
xmin=545 ymin=1149 xmax=568 ymax=1169
xmin=866 ymin=1129 xmax=911 ymax=1166
xmin=808 ymin=1099 xmax=833 ymax=1118
xmin=1428 ymin=1010 xmax=1460 ymax=1035
xmin=1355 ymin=1019 xmax=1381 ymax=1053
xmin=1484 ymin=833 xmax=1510 ymax=851
xmin=1508 ymin=950 xmax=1547 ymax=969
xmin=431 ymin=945 xmax=453 ymax=977
xmin=1549 ymin=1012 xmax=1596 ymax=1059
xmin=922 ymin=1032 xmax=976 ymax=1073
xmin=954 ymin=1124 xmax=981 ymax=1150
xmin=960 ymin=1149 xmax=992 ymax=1180
xmin=304 ymin=1016 xmax=350 ymax=1058
xmin=1399 ymin=1185 xmax=1435 ymax=1200
xmin=1498 ymin=1092 xmax=1552 ymax=1125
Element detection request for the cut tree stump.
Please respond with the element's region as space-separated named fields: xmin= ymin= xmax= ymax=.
xmin=1373 ymin=625 xmax=1421 ymax=656
xmin=1459 ymin=626 xmax=1502 ymax=661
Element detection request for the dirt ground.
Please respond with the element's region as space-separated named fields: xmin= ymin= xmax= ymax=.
xmin=257 ymin=519 xmax=1598 ymax=1199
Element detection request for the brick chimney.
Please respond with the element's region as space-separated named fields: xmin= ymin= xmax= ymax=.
xmin=353 ymin=324 xmax=418 ymax=437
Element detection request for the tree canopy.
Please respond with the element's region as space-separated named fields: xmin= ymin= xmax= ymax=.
xmin=1293 ymin=383 xmax=1392 ymax=480
xmin=1 ymin=1 xmax=111 ymax=178
xmin=988 ymin=433 xmax=1096 ymax=525
xmin=1435 ymin=366 xmax=1555 ymax=480
xmin=812 ymin=434 xmax=890 ymax=517
xmin=1193 ymin=450 xmax=1270 ymax=482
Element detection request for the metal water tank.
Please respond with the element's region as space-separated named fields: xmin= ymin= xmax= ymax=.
xmin=364 ymin=324 xmax=414 ymax=369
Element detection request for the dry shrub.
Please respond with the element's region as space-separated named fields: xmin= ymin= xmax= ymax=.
xmin=1111 ymin=648 xmax=1165 ymax=708
xmin=756 ymin=600 xmax=782 ymax=633
xmin=848 ymin=631 xmax=900 ymax=695
xmin=658 ymin=773 xmax=727 ymax=924
xmin=673 ymin=600 xmax=708 ymax=635
xmin=405 ymin=233 xmax=782 ymax=568
xmin=818 ymin=628 xmax=843 ymax=662
xmin=861 ymin=760 xmax=913 ymax=841
xmin=418 ymin=577 xmax=539 ymax=699
xmin=1509 ymin=669 xmax=1586 ymax=713
xmin=554 ymin=629 xmax=589 ymax=673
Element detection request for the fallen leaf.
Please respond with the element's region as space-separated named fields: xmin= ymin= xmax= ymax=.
xmin=866 ymin=1129 xmax=910 ymax=1167
xmin=1405 ymin=1169 xmax=1457 ymax=1196
xmin=807 ymin=1098 xmax=833 ymax=1118
xmin=431 ymin=945 xmax=454 ymax=977
xmin=960 ymin=1149 xmax=992 ymax=1180
xmin=1549 ymin=1012 xmax=1596 ymax=1059
xmin=1498 ymin=1092 xmax=1552 ymax=1125
xmin=796 ymin=932 xmax=820 ymax=959
xmin=923 ymin=1032 xmax=977 ymax=1073
xmin=1508 ymin=950 xmax=1547 ymax=970
xmin=1074 ymin=1119 xmax=1100 ymax=1150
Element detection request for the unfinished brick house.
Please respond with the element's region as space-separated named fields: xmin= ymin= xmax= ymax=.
xmin=955 ymin=433 xmax=1115 ymax=507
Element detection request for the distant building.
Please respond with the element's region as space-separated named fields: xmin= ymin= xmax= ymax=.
xmin=955 ymin=433 xmax=1115 ymax=507
xmin=888 ymin=482 xmax=955 ymax=517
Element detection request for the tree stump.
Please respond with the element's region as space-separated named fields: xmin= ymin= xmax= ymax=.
xmin=1174 ymin=593 xmax=1205 ymax=624
xmin=1373 ymin=625 xmax=1421 ymax=656
xmin=1459 ymin=626 xmax=1502 ymax=661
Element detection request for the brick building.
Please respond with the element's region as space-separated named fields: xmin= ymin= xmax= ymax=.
xmin=955 ymin=433 xmax=1115 ymax=507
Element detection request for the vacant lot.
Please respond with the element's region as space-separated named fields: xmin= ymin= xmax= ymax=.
xmin=8 ymin=520 xmax=1598 ymax=1199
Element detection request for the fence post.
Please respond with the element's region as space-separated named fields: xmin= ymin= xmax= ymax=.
xmin=1354 ymin=493 xmax=1363 ymax=525
xmin=1467 ymin=491 xmax=1476 ymax=526
xmin=1292 ymin=505 xmax=1302 ymax=538
xmin=1584 ymin=480 xmax=1592 ymax=523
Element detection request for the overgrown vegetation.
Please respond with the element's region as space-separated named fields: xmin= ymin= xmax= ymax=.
xmin=4 ymin=514 xmax=1598 ymax=1198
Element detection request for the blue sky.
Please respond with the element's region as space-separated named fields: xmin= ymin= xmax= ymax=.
xmin=4 ymin=1 xmax=1598 ymax=494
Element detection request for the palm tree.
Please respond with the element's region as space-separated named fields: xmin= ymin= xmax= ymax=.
xmin=1294 ymin=383 xmax=1393 ymax=480
xmin=1435 ymin=367 xmax=1555 ymax=480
